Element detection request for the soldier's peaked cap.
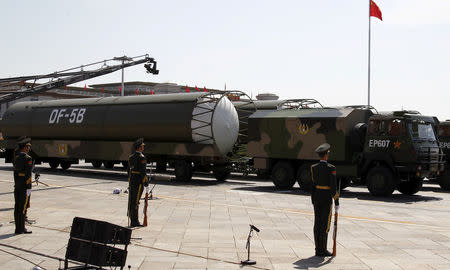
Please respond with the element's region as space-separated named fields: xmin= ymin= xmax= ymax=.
xmin=133 ymin=138 xmax=145 ymax=149
xmin=315 ymin=143 xmax=330 ymax=154
xmin=17 ymin=136 xmax=31 ymax=146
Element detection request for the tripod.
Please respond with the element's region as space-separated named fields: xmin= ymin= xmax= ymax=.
xmin=241 ymin=225 xmax=260 ymax=265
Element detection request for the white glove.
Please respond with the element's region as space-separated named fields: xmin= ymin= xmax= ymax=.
xmin=335 ymin=205 xmax=340 ymax=212
xmin=26 ymin=189 xmax=31 ymax=196
xmin=145 ymin=186 xmax=150 ymax=194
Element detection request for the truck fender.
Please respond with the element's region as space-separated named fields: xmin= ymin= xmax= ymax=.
xmin=361 ymin=153 xmax=397 ymax=178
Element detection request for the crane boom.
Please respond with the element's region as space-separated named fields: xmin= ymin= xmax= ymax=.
xmin=0 ymin=54 xmax=158 ymax=104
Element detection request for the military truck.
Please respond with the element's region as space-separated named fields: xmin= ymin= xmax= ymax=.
xmin=0 ymin=91 xmax=249 ymax=182
xmin=247 ymin=106 xmax=445 ymax=196
xmin=437 ymin=120 xmax=450 ymax=190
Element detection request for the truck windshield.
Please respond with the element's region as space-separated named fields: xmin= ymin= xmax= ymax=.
xmin=408 ymin=123 xmax=436 ymax=140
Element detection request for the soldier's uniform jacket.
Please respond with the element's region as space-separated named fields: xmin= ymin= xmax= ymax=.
xmin=310 ymin=161 xmax=339 ymax=206
xmin=13 ymin=152 xmax=33 ymax=190
xmin=128 ymin=152 xmax=148 ymax=184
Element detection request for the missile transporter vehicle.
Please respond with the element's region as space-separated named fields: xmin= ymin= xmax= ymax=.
xmin=0 ymin=92 xmax=246 ymax=181
xmin=247 ymin=106 xmax=445 ymax=196
xmin=437 ymin=120 xmax=450 ymax=190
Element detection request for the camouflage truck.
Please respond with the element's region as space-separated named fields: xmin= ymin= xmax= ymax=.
xmin=0 ymin=91 xmax=249 ymax=182
xmin=247 ymin=107 xmax=445 ymax=196
xmin=437 ymin=120 xmax=450 ymax=190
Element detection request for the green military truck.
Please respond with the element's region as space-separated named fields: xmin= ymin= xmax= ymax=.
xmin=247 ymin=106 xmax=445 ymax=196
xmin=437 ymin=120 xmax=450 ymax=190
xmin=0 ymin=91 xmax=249 ymax=182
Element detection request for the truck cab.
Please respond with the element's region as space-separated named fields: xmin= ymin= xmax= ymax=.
xmin=437 ymin=120 xmax=450 ymax=189
xmin=363 ymin=111 xmax=445 ymax=195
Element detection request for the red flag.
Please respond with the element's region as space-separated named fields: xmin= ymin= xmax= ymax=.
xmin=102 ymin=87 xmax=104 ymax=93
xmin=119 ymin=86 xmax=122 ymax=93
xmin=203 ymin=87 xmax=207 ymax=92
xmin=84 ymin=84 xmax=87 ymax=90
xmin=150 ymin=90 xmax=154 ymax=95
xmin=186 ymin=85 xmax=190 ymax=93
xmin=135 ymin=88 xmax=139 ymax=95
xmin=370 ymin=0 xmax=382 ymax=21
xmin=195 ymin=85 xmax=200 ymax=91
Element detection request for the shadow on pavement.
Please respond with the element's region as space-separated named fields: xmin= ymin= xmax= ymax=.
xmin=232 ymin=185 xmax=443 ymax=203
xmin=0 ymin=233 xmax=17 ymax=240
xmin=293 ymin=256 xmax=333 ymax=269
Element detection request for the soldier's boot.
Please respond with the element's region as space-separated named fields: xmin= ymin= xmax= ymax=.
xmin=320 ymin=234 xmax=332 ymax=256
xmin=314 ymin=232 xmax=320 ymax=256
xmin=14 ymin=211 xmax=22 ymax=234
xmin=130 ymin=209 xmax=142 ymax=227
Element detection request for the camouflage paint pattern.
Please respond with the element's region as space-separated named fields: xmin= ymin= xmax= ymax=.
xmin=247 ymin=108 xmax=371 ymax=162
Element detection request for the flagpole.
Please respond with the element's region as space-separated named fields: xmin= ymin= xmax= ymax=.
xmin=368 ymin=0 xmax=371 ymax=107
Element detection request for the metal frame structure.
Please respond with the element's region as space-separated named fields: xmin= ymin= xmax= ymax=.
xmin=276 ymin=99 xmax=323 ymax=110
xmin=0 ymin=54 xmax=158 ymax=105
xmin=191 ymin=91 xmax=255 ymax=144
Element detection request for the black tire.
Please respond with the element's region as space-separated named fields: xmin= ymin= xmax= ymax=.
xmin=437 ymin=170 xmax=450 ymax=190
xmin=397 ymin=177 xmax=423 ymax=195
xmin=366 ymin=166 xmax=396 ymax=196
xmin=49 ymin=160 xmax=59 ymax=169
xmin=60 ymin=161 xmax=71 ymax=170
xmin=296 ymin=163 xmax=313 ymax=191
xmin=91 ymin=161 xmax=102 ymax=168
xmin=104 ymin=161 xmax=114 ymax=169
xmin=271 ymin=161 xmax=295 ymax=189
xmin=155 ymin=161 xmax=167 ymax=173
xmin=121 ymin=161 xmax=129 ymax=170
xmin=213 ymin=166 xmax=230 ymax=181
xmin=174 ymin=160 xmax=193 ymax=182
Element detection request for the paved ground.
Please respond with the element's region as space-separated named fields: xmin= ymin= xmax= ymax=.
xmin=0 ymin=161 xmax=450 ymax=270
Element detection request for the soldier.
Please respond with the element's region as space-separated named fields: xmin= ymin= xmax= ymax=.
xmin=310 ymin=143 xmax=339 ymax=256
xmin=13 ymin=137 xmax=33 ymax=234
xmin=13 ymin=136 xmax=32 ymax=224
xmin=127 ymin=138 xmax=150 ymax=227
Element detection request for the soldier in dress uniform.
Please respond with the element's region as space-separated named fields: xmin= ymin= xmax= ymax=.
xmin=13 ymin=137 xmax=33 ymax=234
xmin=310 ymin=143 xmax=339 ymax=256
xmin=127 ymin=138 xmax=149 ymax=227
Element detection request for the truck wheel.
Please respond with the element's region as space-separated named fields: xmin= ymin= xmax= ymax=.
xmin=366 ymin=166 xmax=395 ymax=196
xmin=60 ymin=161 xmax=71 ymax=170
xmin=121 ymin=161 xmax=129 ymax=170
xmin=156 ymin=162 xmax=167 ymax=173
xmin=91 ymin=161 xmax=102 ymax=168
xmin=271 ymin=161 xmax=295 ymax=189
xmin=174 ymin=160 xmax=193 ymax=182
xmin=397 ymin=177 xmax=423 ymax=195
xmin=296 ymin=163 xmax=312 ymax=191
xmin=213 ymin=166 xmax=230 ymax=181
xmin=437 ymin=170 xmax=450 ymax=190
xmin=49 ymin=160 xmax=59 ymax=169
xmin=104 ymin=161 xmax=114 ymax=169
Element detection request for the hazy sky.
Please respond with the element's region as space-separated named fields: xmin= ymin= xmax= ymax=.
xmin=1 ymin=0 xmax=449 ymax=120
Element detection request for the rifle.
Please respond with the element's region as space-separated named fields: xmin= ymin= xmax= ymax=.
xmin=332 ymin=179 xmax=341 ymax=256
xmin=142 ymin=183 xmax=156 ymax=227
xmin=143 ymin=191 xmax=148 ymax=227
xmin=332 ymin=206 xmax=338 ymax=256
